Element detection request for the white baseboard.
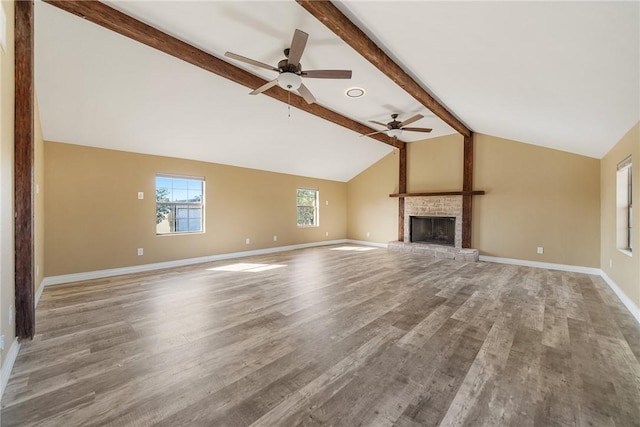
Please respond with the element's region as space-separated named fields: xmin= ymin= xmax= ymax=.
xmin=1 ymin=338 xmax=20 ymax=400
xmin=345 ymin=239 xmax=389 ymax=248
xmin=599 ymin=271 xmax=640 ymax=325
xmin=479 ymin=255 xmax=601 ymax=275
xmin=34 ymin=280 xmax=45 ymax=308
xmin=42 ymin=239 xmax=348 ymax=287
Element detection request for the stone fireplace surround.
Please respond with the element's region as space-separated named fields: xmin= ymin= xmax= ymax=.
xmin=388 ymin=195 xmax=479 ymax=262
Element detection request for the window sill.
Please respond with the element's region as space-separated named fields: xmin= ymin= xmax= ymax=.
xmin=297 ymin=225 xmax=319 ymax=228
xmin=157 ymin=231 xmax=205 ymax=237
xmin=617 ymin=248 xmax=633 ymax=257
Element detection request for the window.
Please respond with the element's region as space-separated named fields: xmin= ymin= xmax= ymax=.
xmin=156 ymin=175 xmax=204 ymax=234
xmin=297 ymin=188 xmax=319 ymax=227
xmin=616 ymin=157 xmax=632 ymax=253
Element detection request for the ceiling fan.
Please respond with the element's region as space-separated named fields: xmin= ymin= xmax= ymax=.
xmin=364 ymin=113 xmax=432 ymax=138
xmin=224 ymin=29 xmax=352 ymax=104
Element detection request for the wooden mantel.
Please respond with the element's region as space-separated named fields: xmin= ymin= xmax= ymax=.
xmin=390 ymin=191 xmax=485 ymax=198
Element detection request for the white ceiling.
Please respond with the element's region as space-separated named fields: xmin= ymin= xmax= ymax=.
xmin=336 ymin=1 xmax=640 ymax=159
xmin=35 ymin=1 xmax=639 ymax=182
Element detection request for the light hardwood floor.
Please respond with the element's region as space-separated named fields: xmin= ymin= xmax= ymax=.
xmin=2 ymin=245 xmax=639 ymax=426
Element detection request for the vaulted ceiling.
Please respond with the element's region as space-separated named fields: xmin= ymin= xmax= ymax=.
xmin=35 ymin=1 xmax=639 ymax=182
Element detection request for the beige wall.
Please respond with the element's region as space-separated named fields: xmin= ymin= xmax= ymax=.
xmin=600 ymin=122 xmax=639 ymax=308
xmin=347 ymin=150 xmax=399 ymax=242
xmin=0 ymin=0 xmax=15 ymax=368
xmin=44 ymin=142 xmax=347 ymax=277
xmin=348 ymin=133 xmax=601 ymax=268
xmin=407 ymin=133 xmax=463 ymax=192
xmin=474 ymin=133 xmax=600 ymax=267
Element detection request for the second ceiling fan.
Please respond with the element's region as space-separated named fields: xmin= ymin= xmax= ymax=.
xmin=365 ymin=114 xmax=433 ymax=138
xmin=225 ymin=29 xmax=352 ymax=104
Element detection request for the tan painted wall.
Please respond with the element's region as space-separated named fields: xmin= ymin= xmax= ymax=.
xmin=600 ymin=122 xmax=639 ymax=308
xmin=473 ymin=134 xmax=600 ymax=266
xmin=0 ymin=0 xmax=15 ymax=368
xmin=347 ymin=150 xmax=399 ymax=242
xmin=347 ymin=133 xmax=601 ymax=268
xmin=44 ymin=142 xmax=347 ymax=277
xmin=407 ymin=133 xmax=463 ymax=192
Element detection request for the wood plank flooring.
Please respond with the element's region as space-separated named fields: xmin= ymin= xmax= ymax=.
xmin=2 ymin=245 xmax=639 ymax=426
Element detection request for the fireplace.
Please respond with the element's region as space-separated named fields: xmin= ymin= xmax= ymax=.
xmin=410 ymin=216 xmax=456 ymax=246
xmin=390 ymin=196 xmax=478 ymax=261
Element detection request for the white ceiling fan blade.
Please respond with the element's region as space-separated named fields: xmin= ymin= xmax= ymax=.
xmin=297 ymin=83 xmax=316 ymax=104
xmin=302 ymin=70 xmax=352 ymax=79
xmin=360 ymin=130 xmax=386 ymax=137
xmin=224 ymin=52 xmax=278 ymax=72
xmin=287 ymin=29 xmax=309 ymax=67
xmin=399 ymin=114 xmax=424 ymax=127
xmin=369 ymin=120 xmax=390 ymax=129
xmin=250 ymin=79 xmax=278 ymax=95
xmin=402 ymin=127 xmax=432 ymax=133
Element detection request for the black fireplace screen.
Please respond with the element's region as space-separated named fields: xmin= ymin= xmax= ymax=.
xmin=410 ymin=216 xmax=455 ymax=246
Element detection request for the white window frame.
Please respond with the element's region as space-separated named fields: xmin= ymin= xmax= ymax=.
xmin=616 ymin=157 xmax=632 ymax=254
xmin=297 ymin=188 xmax=319 ymax=227
xmin=156 ymin=174 xmax=205 ymax=235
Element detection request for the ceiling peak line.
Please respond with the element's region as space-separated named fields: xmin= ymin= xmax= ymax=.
xmin=295 ymin=0 xmax=471 ymax=138
xmin=41 ymin=0 xmax=405 ymax=150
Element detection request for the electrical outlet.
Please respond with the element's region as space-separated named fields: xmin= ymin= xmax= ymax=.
xmin=325 ymin=200 xmax=329 ymax=206
xmin=245 ymin=238 xmax=250 ymax=245
xmin=9 ymin=305 xmax=13 ymax=325
xmin=36 ymin=264 xmax=39 ymax=277
xmin=325 ymin=231 xmax=329 ymax=237
xmin=137 ymin=248 xmax=144 ymax=256
xmin=537 ymin=247 xmax=544 ymax=254
xmin=0 ymin=335 xmax=4 ymax=351
xmin=366 ymin=232 xmax=370 ymax=238
xmin=137 ymin=192 xmax=144 ymax=200
xmin=609 ymin=259 xmax=613 ymax=268
xmin=273 ymin=235 xmax=278 ymax=242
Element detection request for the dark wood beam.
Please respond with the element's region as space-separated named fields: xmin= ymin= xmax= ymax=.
xmin=15 ymin=0 xmax=35 ymax=340
xmin=390 ymin=190 xmax=485 ymax=198
xmin=462 ymin=133 xmax=474 ymax=248
xmin=398 ymin=145 xmax=407 ymax=241
xmin=295 ymin=0 xmax=471 ymax=138
xmin=42 ymin=0 xmax=406 ymax=150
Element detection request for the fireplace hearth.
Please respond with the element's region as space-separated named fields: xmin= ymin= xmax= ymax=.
xmin=410 ymin=216 xmax=456 ymax=246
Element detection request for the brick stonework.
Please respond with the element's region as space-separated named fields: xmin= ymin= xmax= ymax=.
xmin=389 ymin=196 xmax=479 ymax=262
xmin=404 ymin=196 xmax=463 ymax=248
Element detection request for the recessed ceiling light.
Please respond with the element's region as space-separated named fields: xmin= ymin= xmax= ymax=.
xmin=345 ymin=87 xmax=366 ymax=98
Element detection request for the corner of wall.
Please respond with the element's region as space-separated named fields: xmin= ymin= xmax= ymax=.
xmin=599 ymin=121 xmax=640 ymax=310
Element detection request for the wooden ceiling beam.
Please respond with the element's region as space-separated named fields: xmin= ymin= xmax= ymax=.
xmin=296 ymin=0 xmax=471 ymax=138
xmin=42 ymin=0 xmax=405 ymax=150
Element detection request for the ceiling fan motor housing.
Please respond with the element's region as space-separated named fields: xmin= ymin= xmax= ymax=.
xmin=278 ymin=58 xmax=302 ymax=74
